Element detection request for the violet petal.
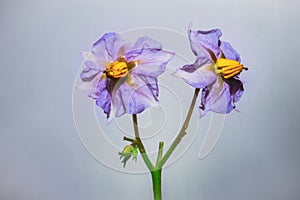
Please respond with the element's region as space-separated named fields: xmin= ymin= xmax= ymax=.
xmin=127 ymin=49 xmax=174 ymax=77
xmin=220 ymin=41 xmax=241 ymax=62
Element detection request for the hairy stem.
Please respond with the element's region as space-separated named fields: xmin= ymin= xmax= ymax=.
xmin=155 ymin=141 xmax=164 ymax=166
xmin=158 ymin=88 xmax=200 ymax=168
xmin=132 ymin=88 xmax=200 ymax=200
xmin=132 ymin=114 xmax=154 ymax=171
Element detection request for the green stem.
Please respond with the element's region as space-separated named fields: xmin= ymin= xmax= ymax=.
xmin=132 ymin=114 xmax=154 ymax=171
xmin=151 ymin=168 xmax=162 ymax=200
xmin=132 ymin=88 xmax=199 ymax=200
xmin=155 ymin=141 xmax=164 ymax=166
xmin=158 ymin=88 xmax=200 ymax=168
xmin=132 ymin=114 xmax=162 ymax=200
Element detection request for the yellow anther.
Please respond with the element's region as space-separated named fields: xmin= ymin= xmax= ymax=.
xmin=221 ymin=66 xmax=243 ymax=75
xmin=216 ymin=58 xmax=240 ymax=68
xmin=215 ymin=58 xmax=247 ymax=79
xmin=106 ymin=61 xmax=128 ymax=78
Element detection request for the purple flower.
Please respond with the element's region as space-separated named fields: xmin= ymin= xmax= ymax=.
xmin=79 ymin=33 xmax=174 ymax=120
xmin=175 ymin=29 xmax=248 ymax=117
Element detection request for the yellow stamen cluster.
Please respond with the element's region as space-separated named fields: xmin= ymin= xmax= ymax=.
xmin=215 ymin=58 xmax=248 ymax=79
xmin=106 ymin=61 xmax=128 ymax=78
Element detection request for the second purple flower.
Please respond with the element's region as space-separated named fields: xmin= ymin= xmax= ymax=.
xmin=175 ymin=28 xmax=248 ymax=117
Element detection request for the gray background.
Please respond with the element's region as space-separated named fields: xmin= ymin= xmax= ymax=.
xmin=1 ymin=0 xmax=300 ymax=200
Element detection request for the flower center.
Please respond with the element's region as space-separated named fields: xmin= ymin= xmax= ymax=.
xmin=106 ymin=61 xmax=128 ymax=78
xmin=214 ymin=58 xmax=248 ymax=79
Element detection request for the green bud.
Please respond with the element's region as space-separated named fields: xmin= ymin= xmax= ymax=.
xmin=119 ymin=145 xmax=138 ymax=167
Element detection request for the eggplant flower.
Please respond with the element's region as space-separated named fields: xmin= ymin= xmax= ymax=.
xmin=79 ymin=33 xmax=174 ymax=120
xmin=175 ymin=29 xmax=248 ymax=117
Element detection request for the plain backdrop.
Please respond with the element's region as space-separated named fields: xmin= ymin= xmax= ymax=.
xmin=1 ymin=0 xmax=300 ymax=200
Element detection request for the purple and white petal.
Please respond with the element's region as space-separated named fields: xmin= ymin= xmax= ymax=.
xmin=174 ymin=60 xmax=217 ymax=89
xmin=224 ymin=78 xmax=244 ymax=103
xmin=80 ymin=61 xmax=102 ymax=82
xmin=189 ymin=29 xmax=222 ymax=62
xmin=81 ymin=51 xmax=107 ymax=68
xmin=92 ymin=32 xmax=133 ymax=62
xmin=127 ymin=49 xmax=174 ymax=77
xmin=137 ymin=75 xmax=159 ymax=98
xmin=220 ymin=41 xmax=241 ymax=62
xmin=77 ymin=73 xmax=102 ymax=99
xmin=95 ymin=77 xmax=112 ymax=116
xmin=134 ymin=36 xmax=162 ymax=50
xmin=199 ymin=77 xmax=240 ymax=117
xmin=110 ymin=74 xmax=159 ymax=118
